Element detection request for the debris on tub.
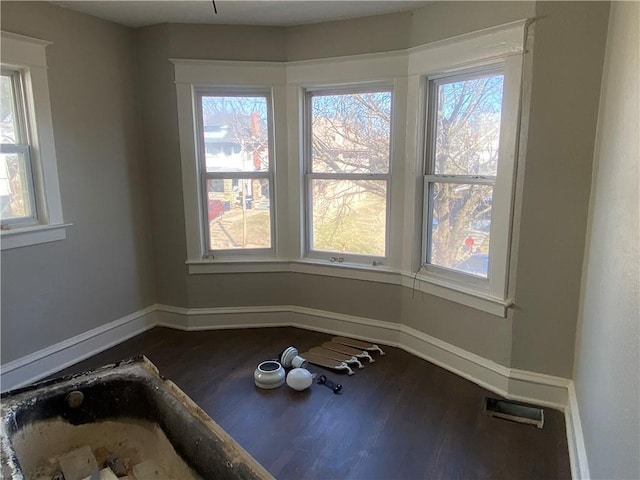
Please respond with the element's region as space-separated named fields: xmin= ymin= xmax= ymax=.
xmin=58 ymin=446 xmax=99 ymax=480
xmin=105 ymin=457 xmax=128 ymax=477
xmin=81 ymin=468 xmax=118 ymax=480
xmin=132 ymin=460 xmax=170 ymax=480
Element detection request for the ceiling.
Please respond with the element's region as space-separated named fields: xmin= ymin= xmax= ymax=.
xmin=51 ymin=1 xmax=433 ymax=28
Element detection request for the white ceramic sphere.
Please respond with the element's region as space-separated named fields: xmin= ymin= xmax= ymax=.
xmin=254 ymin=361 xmax=285 ymax=389
xmin=286 ymin=368 xmax=313 ymax=391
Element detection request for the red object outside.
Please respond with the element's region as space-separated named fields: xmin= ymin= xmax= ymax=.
xmin=208 ymin=199 xmax=224 ymax=221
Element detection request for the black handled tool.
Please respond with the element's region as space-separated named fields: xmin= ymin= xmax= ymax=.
xmin=317 ymin=375 xmax=343 ymax=394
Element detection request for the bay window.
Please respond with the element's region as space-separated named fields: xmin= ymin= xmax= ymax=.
xmin=174 ymin=19 xmax=528 ymax=315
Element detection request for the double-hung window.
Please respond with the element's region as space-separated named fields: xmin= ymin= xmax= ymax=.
xmin=304 ymin=87 xmax=393 ymax=264
xmin=194 ymin=89 xmax=275 ymax=255
xmin=1 ymin=68 xmax=36 ymax=228
xmin=1 ymin=31 xmax=66 ymax=250
xmin=422 ymin=64 xmax=518 ymax=300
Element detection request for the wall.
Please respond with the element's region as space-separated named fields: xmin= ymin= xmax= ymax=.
xmin=169 ymin=24 xmax=286 ymax=61
xmin=0 ymin=2 xmax=156 ymax=363
xmin=510 ymin=2 xmax=610 ymax=377
xmin=572 ymin=2 xmax=639 ymax=478
xmin=138 ymin=1 xmax=610 ymax=377
xmin=409 ymin=1 xmax=535 ymax=45
xmin=0 ymin=1 xmax=613 ymax=383
xmin=136 ymin=24 xmax=188 ymax=308
xmin=286 ymin=11 xmax=411 ymax=61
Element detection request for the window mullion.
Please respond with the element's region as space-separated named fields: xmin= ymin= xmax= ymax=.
xmin=308 ymin=172 xmax=389 ymax=181
xmin=424 ymin=174 xmax=496 ymax=186
xmin=203 ymin=171 xmax=271 ymax=180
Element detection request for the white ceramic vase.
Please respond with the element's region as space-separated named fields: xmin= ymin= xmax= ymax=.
xmin=254 ymin=361 xmax=285 ymax=389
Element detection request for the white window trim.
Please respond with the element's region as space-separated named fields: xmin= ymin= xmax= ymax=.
xmin=402 ymin=20 xmax=529 ymax=306
xmin=174 ymin=61 xmax=288 ymax=262
xmin=1 ymin=31 xmax=69 ymax=250
xmin=287 ymin=53 xmax=408 ymax=269
xmin=405 ymin=20 xmax=527 ymax=302
xmin=173 ymin=19 xmax=530 ymax=318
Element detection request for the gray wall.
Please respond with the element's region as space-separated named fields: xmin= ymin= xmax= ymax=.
xmin=0 ymin=2 xmax=156 ymax=363
xmin=510 ymin=1 xmax=610 ymax=376
xmin=136 ymin=24 xmax=188 ymax=308
xmin=286 ymin=11 xmax=411 ymax=61
xmin=573 ymin=2 xmax=640 ymax=478
xmin=409 ymin=1 xmax=535 ymax=46
xmin=0 ymin=2 xmax=614 ymax=384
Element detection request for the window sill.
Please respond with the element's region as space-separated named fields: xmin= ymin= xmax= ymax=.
xmin=187 ymin=257 xmax=290 ymax=274
xmin=186 ymin=257 xmax=397 ymax=282
xmin=290 ymin=258 xmax=400 ymax=284
xmin=1 ymin=223 xmax=72 ymax=250
xmin=185 ymin=257 xmax=510 ymax=317
xmin=401 ymin=272 xmax=511 ymax=317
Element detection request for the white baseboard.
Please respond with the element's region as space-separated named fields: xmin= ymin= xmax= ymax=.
xmin=0 ymin=305 xmax=157 ymax=392
xmin=2 ymin=304 xmax=571 ymax=410
xmin=2 ymin=302 xmax=578 ymax=476
xmin=1 ymin=303 xmax=572 ymax=427
xmin=155 ymin=304 xmax=570 ymax=410
xmin=565 ymin=381 xmax=590 ymax=479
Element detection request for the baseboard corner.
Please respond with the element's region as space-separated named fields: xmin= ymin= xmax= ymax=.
xmin=565 ymin=381 xmax=590 ymax=480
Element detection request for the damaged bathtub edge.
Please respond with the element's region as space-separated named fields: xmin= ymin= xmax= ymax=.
xmin=1 ymin=356 xmax=275 ymax=480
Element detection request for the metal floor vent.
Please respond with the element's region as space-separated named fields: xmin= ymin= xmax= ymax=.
xmin=484 ymin=398 xmax=544 ymax=429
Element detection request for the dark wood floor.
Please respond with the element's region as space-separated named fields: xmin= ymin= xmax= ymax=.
xmin=53 ymin=327 xmax=570 ymax=480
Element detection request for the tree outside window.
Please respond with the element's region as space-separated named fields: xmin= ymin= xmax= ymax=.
xmin=426 ymin=72 xmax=504 ymax=278
xmin=307 ymin=89 xmax=392 ymax=259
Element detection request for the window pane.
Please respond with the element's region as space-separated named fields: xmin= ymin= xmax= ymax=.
xmin=434 ymin=74 xmax=503 ymax=176
xmin=311 ymin=179 xmax=386 ymax=257
xmin=206 ymin=178 xmax=271 ymax=250
xmin=200 ymin=95 xmax=269 ymax=173
xmin=311 ymin=91 xmax=391 ymax=174
xmin=1 ymin=151 xmax=33 ymax=221
xmin=429 ymin=183 xmax=492 ymax=278
xmin=1 ymin=74 xmax=18 ymax=144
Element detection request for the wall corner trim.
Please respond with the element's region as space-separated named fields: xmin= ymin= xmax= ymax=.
xmin=565 ymin=381 xmax=591 ymax=480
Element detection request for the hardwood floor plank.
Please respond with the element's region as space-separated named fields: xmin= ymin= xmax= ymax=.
xmin=48 ymin=326 xmax=570 ymax=480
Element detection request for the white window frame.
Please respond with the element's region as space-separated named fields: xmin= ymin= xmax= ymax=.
xmin=193 ymin=87 xmax=277 ymax=257
xmin=303 ymin=84 xmax=394 ymax=265
xmin=422 ymin=66 xmax=505 ymax=293
xmin=1 ymin=31 xmax=68 ymax=250
xmin=406 ymin=22 xmax=526 ymax=303
xmin=173 ymin=60 xmax=288 ymax=263
xmin=1 ymin=67 xmax=38 ymax=227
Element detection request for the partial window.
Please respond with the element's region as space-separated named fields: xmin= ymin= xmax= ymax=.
xmin=424 ymin=69 xmax=504 ymax=280
xmin=1 ymin=69 xmax=36 ymax=227
xmin=305 ymin=87 xmax=392 ymax=262
xmin=195 ymin=91 xmax=274 ymax=253
xmin=1 ymin=31 xmax=66 ymax=250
